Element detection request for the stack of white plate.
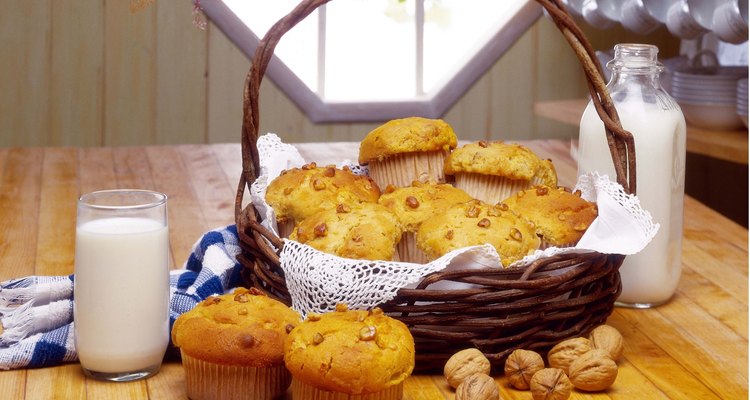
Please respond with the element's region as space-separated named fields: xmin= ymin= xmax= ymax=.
xmin=737 ymin=78 xmax=748 ymax=128
xmin=671 ymin=66 xmax=747 ymax=130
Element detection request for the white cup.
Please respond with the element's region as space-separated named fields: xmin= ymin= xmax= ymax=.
xmin=712 ymin=0 xmax=749 ymax=44
xmin=74 ymin=189 xmax=170 ymax=382
xmin=622 ymin=0 xmax=662 ymax=34
xmin=686 ymin=0 xmax=721 ymax=30
xmin=582 ymin=0 xmax=618 ymax=29
xmin=667 ymin=0 xmax=710 ymax=39
xmin=642 ymin=0 xmax=675 ymax=23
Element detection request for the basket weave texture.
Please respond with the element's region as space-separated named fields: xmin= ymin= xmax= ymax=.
xmin=234 ymin=0 xmax=637 ymax=372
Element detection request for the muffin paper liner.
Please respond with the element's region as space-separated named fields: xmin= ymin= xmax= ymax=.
xmin=291 ymin=379 xmax=403 ymax=400
xmin=182 ymin=352 xmax=291 ymax=400
xmin=454 ymin=172 xmax=529 ymax=203
xmin=396 ymin=232 xmax=429 ymax=264
xmin=368 ymin=151 xmax=448 ymax=189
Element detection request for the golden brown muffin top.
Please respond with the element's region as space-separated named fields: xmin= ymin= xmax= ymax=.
xmin=444 ymin=141 xmax=558 ymax=186
xmin=502 ymin=186 xmax=598 ymax=246
xmin=416 ymin=199 xmax=540 ymax=266
xmin=171 ymin=288 xmax=301 ymax=367
xmin=284 ymin=305 xmax=415 ymax=394
xmin=265 ymin=163 xmax=381 ymax=223
xmin=290 ymin=202 xmax=403 ymax=261
xmin=358 ymin=117 xmax=458 ymax=164
xmin=378 ymin=181 xmax=473 ymax=233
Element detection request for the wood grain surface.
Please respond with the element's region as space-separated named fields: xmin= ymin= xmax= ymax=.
xmin=0 ymin=141 xmax=745 ymax=400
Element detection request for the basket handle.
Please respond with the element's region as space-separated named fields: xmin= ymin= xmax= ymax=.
xmin=236 ymin=0 xmax=637 ymax=229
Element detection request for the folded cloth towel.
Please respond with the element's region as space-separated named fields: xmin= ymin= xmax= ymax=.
xmin=0 ymin=225 xmax=243 ymax=370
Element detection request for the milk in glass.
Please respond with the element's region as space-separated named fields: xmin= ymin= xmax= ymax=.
xmin=578 ymin=44 xmax=686 ymax=307
xmin=74 ymin=190 xmax=169 ymax=381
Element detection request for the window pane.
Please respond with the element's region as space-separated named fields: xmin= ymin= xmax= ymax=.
xmin=223 ymin=0 xmax=318 ymax=92
xmin=324 ymin=0 xmax=416 ymax=101
xmin=422 ymin=0 xmax=523 ymax=93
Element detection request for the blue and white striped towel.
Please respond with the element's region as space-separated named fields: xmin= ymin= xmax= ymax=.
xmin=0 ymin=225 xmax=244 ymax=370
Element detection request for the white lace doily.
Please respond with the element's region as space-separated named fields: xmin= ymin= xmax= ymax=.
xmin=250 ymin=134 xmax=659 ymax=316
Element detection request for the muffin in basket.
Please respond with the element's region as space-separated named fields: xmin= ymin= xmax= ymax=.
xmin=378 ymin=181 xmax=473 ymax=263
xmin=502 ymin=185 xmax=598 ymax=248
xmin=171 ymin=288 xmax=301 ymax=400
xmin=290 ymin=202 xmax=403 ymax=261
xmin=284 ymin=304 xmax=415 ymax=400
xmin=359 ymin=117 xmax=458 ymax=188
xmin=444 ymin=141 xmax=557 ymax=203
xmin=416 ymin=199 xmax=540 ymax=267
xmin=265 ymin=162 xmax=381 ymax=238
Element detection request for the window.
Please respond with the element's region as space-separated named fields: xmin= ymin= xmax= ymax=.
xmin=200 ymin=0 xmax=541 ymax=122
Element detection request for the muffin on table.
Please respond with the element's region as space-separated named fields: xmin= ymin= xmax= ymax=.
xmin=290 ymin=202 xmax=403 ymax=261
xmin=359 ymin=117 xmax=458 ymax=189
xmin=378 ymin=181 xmax=473 ymax=263
xmin=502 ymin=185 xmax=598 ymax=248
xmin=444 ymin=141 xmax=557 ymax=203
xmin=265 ymin=162 xmax=381 ymax=238
xmin=416 ymin=199 xmax=540 ymax=267
xmin=284 ymin=304 xmax=415 ymax=400
xmin=171 ymin=288 xmax=301 ymax=400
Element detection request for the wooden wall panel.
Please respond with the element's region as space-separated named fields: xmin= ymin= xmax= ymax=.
xmin=0 ymin=3 xmax=681 ymax=147
xmin=50 ymin=0 xmax=104 ymax=146
xmin=206 ymin=22 xmax=249 ymax=144
xmin=156 ymin=1 xmax=207 ymax=144
xmin=104 ymin=0 xmax=156 ymax=146
xmin=0 ymin=0 xmax=51 ymax=147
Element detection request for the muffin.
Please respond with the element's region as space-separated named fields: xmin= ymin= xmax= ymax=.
xmin=284 ymin=305 xmax=415 ymax=400
xmin=378 ymin=181 xmax=473 ymax=263
xmin=502 ymin=185 xmax=598 ymax=248
xmin=444 ymin=141 xmax=557 ymax=203
xmin=359 ymin=117 xmax=458 ymax=188
xmin=265 ymin=163 xmax=381 ymax=238
xmin=416 ymin=199 xmax=540 ymax=267
xmin=171 ymin=288 xmax=301 ymax=400
xmin=290 ymin=202 xmax=403 ymax=261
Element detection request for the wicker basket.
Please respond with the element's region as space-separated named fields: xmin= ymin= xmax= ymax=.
xmin=234 ymin=0 xmax=638 ymax=372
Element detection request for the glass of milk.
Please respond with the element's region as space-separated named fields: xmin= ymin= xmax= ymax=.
xmin=74 ymin=189 xmax=170 ymax=382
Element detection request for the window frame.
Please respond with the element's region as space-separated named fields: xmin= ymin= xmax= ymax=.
xmin=199 ymin=0 xmax=542 ymax=123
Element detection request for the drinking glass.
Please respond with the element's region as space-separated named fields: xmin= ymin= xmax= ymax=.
xmin=74 ymin=189 xmax=170 ymax=382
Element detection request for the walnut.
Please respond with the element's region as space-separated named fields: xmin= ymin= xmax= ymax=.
xmin=336 ymin=204 xmax=351 ymax=213
xmin=477 ymin=218 xmax=491 ymax=228
xmin=312 ymin=332 xmax=324 ymax=345
xmin=588 ymin=325 xmax=624 ymax=361
xmin=234 ymin=293 xmax=249 ymax=303
xmin=359 ymin=326 xmax=377 ymax=341
xmin=509 ymin=228 xmax=523 ymax=242
xmin=285 ymin=324 xmax=295 ymax=333
xmin=323 ymin=166 xmax=336 ymax=177
xmin=384 ymin=184 xmax=397 ymax=194
xmin=504 ymin=349 xmax=545 ymax=390
xmin=465 ymin=204 xmax=480 ymax=218
xmin=335 ymin=303 xmax=348 ymax=312
xmin=444 ymin=348 xmax=491 ymax=389
xmin=445 ymin=230 xmax=454 ymax=240
xmin=455 ymin=373 xmax=499 ymax=400
xmin=529 ymin=368 xmax=573 ymax=400
xmin=568 ymin=349 xmax=618 ymax=391
xmin=405 ymin=196 xmax=420 ymax=208
xmin=314 ymin=223 xmax=328 ymax=237
xmin=547 ymin=337 xmax=592 ymax=374
xmin=536 ymin=186 xmax=549 ymax=196
xmin=312 ymin=178 xmax=326 ymax=190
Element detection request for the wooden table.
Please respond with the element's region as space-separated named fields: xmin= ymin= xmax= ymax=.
xmin=0 ymin=141 xmax=746 ymax=399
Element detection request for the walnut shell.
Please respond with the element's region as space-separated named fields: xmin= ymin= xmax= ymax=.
xmin=504 ymin=349 xmax=545 ymax=390
xmin=455 ymin=373 xmax=499 ymax=400
xmin=589 ymin=324 xmax=624 ymax=361
xmin=444 ymin=348 xmax=492 ymax=389
xmin=568 ymin=349 xmax=618 ymax=391
xmin=530 ymin=368 xmax=572 ymax=400
xmin=547 ymin=337 xmax=592 ymax=374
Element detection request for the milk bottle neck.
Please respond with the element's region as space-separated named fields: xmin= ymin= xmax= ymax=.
xmin=605 ymin=43 xmax=667 ymax=103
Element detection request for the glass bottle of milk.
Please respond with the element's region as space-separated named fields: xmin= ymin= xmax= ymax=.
xmin=578 ymin=43 xmax=686 ymax=308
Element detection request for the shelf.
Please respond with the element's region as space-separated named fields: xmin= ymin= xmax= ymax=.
xmin=534 ymin=99 xmax=748 ymax=165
